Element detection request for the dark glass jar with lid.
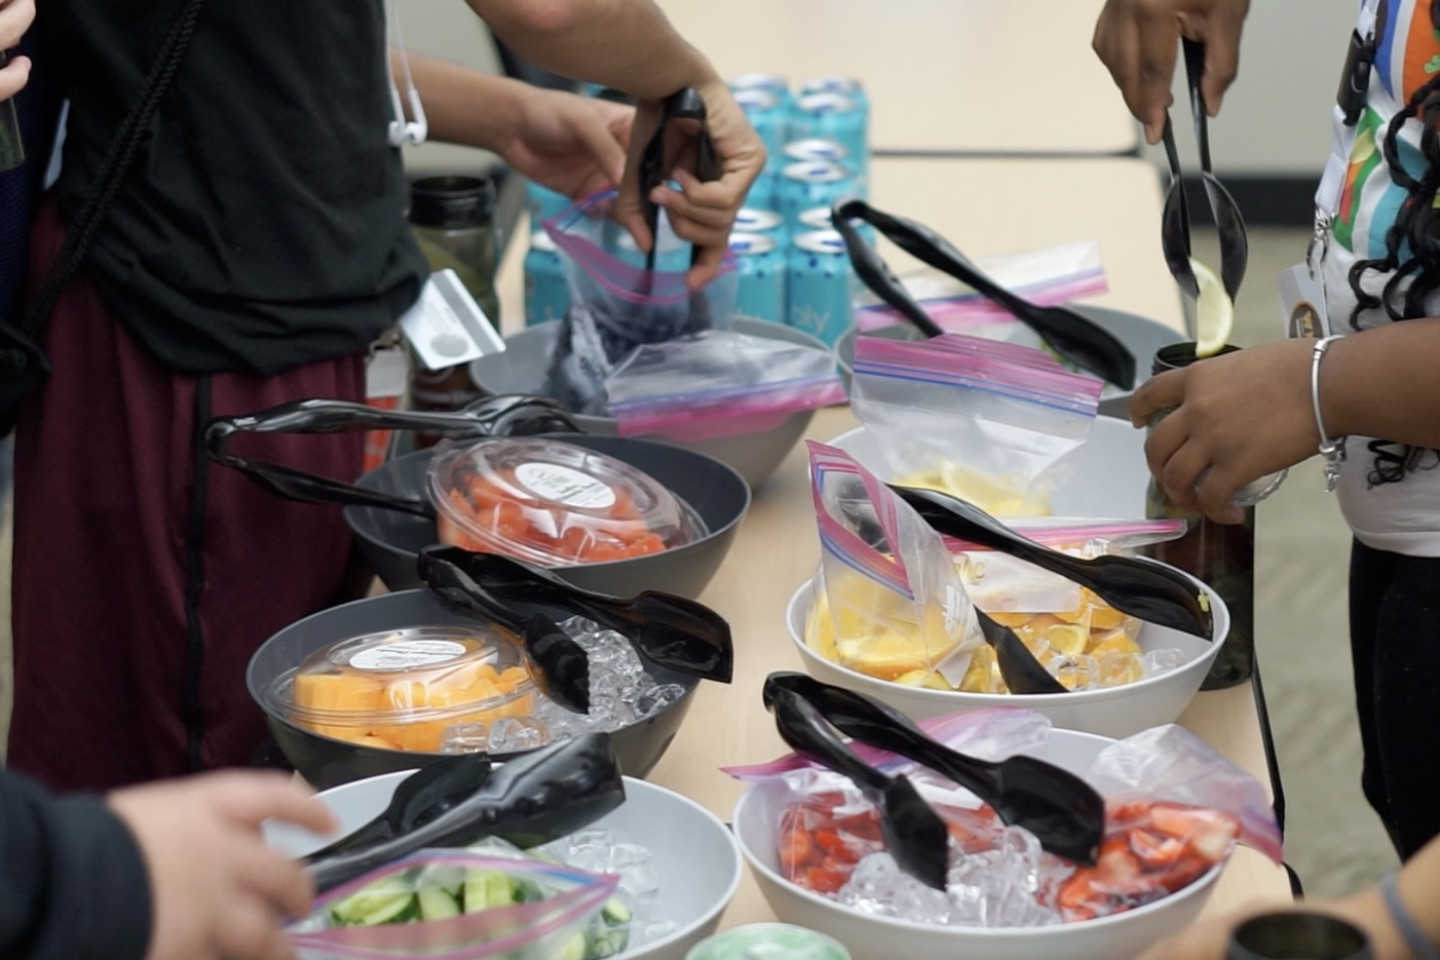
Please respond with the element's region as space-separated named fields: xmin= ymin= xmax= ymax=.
xmin=407 ymin=176 xmax=500 ymax=446
xmin=1143 ymin=342 xmax=1275 ymax=691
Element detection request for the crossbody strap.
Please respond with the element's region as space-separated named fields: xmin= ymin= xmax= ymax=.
xmin=18 ymin=0 xmax=206 ymax=337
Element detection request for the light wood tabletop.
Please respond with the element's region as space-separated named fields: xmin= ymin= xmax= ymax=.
xmin=655 ymin=0 xmax=1140 ymax=157
xmin=489 ymin=154 xmax=1295 ymax=936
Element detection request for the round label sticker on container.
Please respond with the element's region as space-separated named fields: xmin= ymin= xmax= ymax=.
xmin=515 ymin=462 xmax=617 ymax=510
xmin=349 ymin=639 xmax=468 ymax=671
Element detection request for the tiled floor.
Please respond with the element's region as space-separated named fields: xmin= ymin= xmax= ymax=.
xmin=0 ymin=228 xmax=1400 ymax=897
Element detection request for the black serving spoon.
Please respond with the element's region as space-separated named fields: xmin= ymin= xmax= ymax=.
xmin=831 ymin=198 xmax=1136 ymax=389
xmin=890 ymin=485 xmax=1214 ymax=640
xmin=832 ymin=494 xmax=1066 ymax=695
xmin=766 ymin=673 xmax=1103 ymax=866
xmin=420 ymin=546 xmax=734 ymax=684
xmin=306 ymin=733 xmax=626 ymax=895
xmin=300 ymin=754 xmax=494 ymax=865
xmin=764 ymin=681 xmax=951 ymax=891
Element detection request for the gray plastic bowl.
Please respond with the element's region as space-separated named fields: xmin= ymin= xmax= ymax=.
xmin=834 ymin=305 xmax=1183 ymax=418
xmin=469 ymin=319 xmax=829 ymax=490
xmin=249 ymin=590 xmax=700 ymax=789
xmin=343 ymin=433 xmax=750 ymax=599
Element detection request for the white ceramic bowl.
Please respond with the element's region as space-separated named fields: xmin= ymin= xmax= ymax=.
xmin=267 ymin=772 xmax=742 ymax=960
xmin=732 ymin=728 xmax=1225 ymax=960
xmin=827 ymin=417 xmax=1150 ymax=519
xmin=786 ymin=574 xmax=1226 ymax=739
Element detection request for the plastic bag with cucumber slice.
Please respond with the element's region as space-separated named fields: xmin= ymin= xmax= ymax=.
xmin=287 ymin=849 xmax=621 ymax=959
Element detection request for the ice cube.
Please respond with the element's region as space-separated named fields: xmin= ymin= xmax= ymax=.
xmin=1048 ymin=653 xmax=1100 ymax=691
xmin=1097 ymin=651 xmax=1143 ymax=688
xmin=633 ymin=683 xmax=687 ymax=718
xmin=439 ymin=722 xmax=489 ymax=754
xmin=838 ymin=852 xmax=952 ymax=924
xmin=608 ymin=842 xmax=661 ymax=900
xmin=559 ymin=616 xmax=603 ymax=640
xmin=564 ymin=828 xmax=615 ymax=875
xmin=486 ymin=717 xmax=550 ymax=753
xmin=639 ymin=919 xmax=677 ymax=941
xmin=1142 ymin=648 xmax=1187 ymax=676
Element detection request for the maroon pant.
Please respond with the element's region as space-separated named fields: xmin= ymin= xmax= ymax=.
xmin=8 ymin=206 xmax=369 ymax=791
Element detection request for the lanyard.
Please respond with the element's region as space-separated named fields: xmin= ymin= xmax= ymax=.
xmin=1316 ymin=0 xmax=1385 ymax=219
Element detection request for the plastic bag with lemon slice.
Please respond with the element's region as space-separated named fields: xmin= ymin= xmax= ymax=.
xmin=851 ymin=334 xmax=1103 ymax=517
xmin=806 ymin=441 xmax=984 ymax=690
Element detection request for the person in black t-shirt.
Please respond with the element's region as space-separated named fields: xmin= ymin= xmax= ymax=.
xmin=9 ymin=1 xmax=764 ymax=793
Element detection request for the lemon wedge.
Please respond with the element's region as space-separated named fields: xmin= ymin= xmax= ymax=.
xmin=1190 ymin=257 xmax=1234 ymax=358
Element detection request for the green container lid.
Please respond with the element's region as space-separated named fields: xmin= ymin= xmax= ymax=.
xmin=685 ymin=923 xmax=851 ymax=960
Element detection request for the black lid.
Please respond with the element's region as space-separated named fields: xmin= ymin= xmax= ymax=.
xmin=409 ymin=176 xmax=496 ymax=229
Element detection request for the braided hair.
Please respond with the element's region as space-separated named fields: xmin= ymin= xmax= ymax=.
xmin=1345 ymin=69 xmax=1440 ymax=486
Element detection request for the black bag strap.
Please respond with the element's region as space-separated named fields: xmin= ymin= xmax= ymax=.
xmin=17 ymin=0 xmax=205 ymax=339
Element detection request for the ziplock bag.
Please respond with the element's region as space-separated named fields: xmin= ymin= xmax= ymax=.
xmin=853 ymin=241 xmax=1108 ymax=334
xmin=806 ymin=442 xmax=983 ymax=688
xmin=604 ymin=330 xmax=847 ymax=441
xmin=731 ymin=710 xmax=1280 ymax=927
xmin=851 ymin=334 xmax=1102 ymax=516
xmin=289 ymin=850 xmax=621 ymax=959
xmin=542 ymin=189 xmax=738 ymax=416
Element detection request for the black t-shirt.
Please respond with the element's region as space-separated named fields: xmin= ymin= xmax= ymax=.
xmin=41 ymin=0 xmax=428 ymax=376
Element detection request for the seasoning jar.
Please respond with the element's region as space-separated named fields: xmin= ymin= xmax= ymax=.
xmin=1226 ymin=911 xmax=1373 ymax=960
xmin=1143 ymin=342 xmax=1269 ymax=691
xmin=407 ymin=176 xmax=500 ymax=446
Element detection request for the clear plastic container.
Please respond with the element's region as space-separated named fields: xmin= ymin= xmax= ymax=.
xmin=275 ymin=626 xmax=536 ymax=753
xmin=429 ymin=437 xmax=702 ymax=566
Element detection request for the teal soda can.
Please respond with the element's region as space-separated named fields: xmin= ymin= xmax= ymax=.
xmin=685 ymin=923 xmax=851 ymax=960
xmin=800 ymin=75 xmax=870 ymax=117
xmin=526 ymin=181 xmax=571 ymax=228
xmin=523 ymin=229 xmax=570 ymax=327
xmin=789 ymin=92 xmax=868 ymax=187
xmin=734 ymin=207 xmax=788 ymax=245
xmin=730 ymin=232 xmax=787 ymax=324
xmin=729 ymin=72 xmax=794 ymax=110
xmin=799 ymin=205 xmax=875 ymax=246
xmin=778 ymin=161 xmax=859 ymax=232
xmin=787 ymin=229 xmax=856 ymax=346
xmin=783 ymin=137 xmax=849 ymax=168
xmin=736 ymin=86 xmax=790 ymax=186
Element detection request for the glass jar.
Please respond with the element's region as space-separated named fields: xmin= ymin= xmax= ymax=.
xmin=1226 ymin=912 xmax=1372 ymax=960
xmin=1143 ymin=342 xmax=1264 ymax=691
xmin=407 ymin=176 xmax=500 ymax=447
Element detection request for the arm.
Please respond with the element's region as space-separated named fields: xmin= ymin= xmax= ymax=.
xmin=459 ymin=0 xmax=766 ymax=286
xmin=1135 ymin=831 xmax=1440 ymax=959
xmin=1092 ymin=0 xmax=1251 ymax=144
xmin=0 ymin=770 xmax=152 ymax=960
xmin=398 ymin=52 xmax=632 ymax=202
xmin=1129 ymin=323 xmax=1440 ymax=523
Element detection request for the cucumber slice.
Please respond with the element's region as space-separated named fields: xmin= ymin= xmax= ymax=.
xmin=585 ymin=926 xmax=629 ymax=959
xmin=358 ymin=895 xmax=419 ymax=927
xmin=428 ymin=865 xmax=467 ymax=899
xmin=328 ymin=876 xmax=415 ymax=927
xmin=511 ymin=877 xmax=546 ymax=904
xmin=462 ymin=868 xmax=516 ymax=914
xmin=600 ymin=897 xmax=632 ymax=927
xmin=554 ymin=930 xmax=587 ymax=960
xmin=417 ymin=886 xmax=461 ymax=921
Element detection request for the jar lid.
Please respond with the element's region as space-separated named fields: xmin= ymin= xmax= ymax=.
xmin=410 ymin=175 xmax=496 ymax=229
xmin=428 ymin=437 xmax=702 ymax=566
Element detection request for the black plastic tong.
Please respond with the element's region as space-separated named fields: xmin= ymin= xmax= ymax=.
xmin=830 ymin=198 xmax=1136 ymax=389
xmin=638 ymin=87 xmax=722 ymax=277
xmin=764 ymin=673 xmax=1105 ymax=888
xmin=417 ymin=546 xmax=734 ymax=712
xmin=891 ymin=485 xmax=1214 ymax=640
xmin=204 ymin=395 xmax=581 ymax=518
xmin=305 ymin=733 xmax=626 ymax=895
xmin=1160 ymin=39 xmax=1248 ymax=307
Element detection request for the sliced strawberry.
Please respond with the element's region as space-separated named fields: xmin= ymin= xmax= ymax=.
xmin=1128 ymin=829 xmax=1187 ymax=870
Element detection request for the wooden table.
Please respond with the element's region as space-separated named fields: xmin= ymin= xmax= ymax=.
xmin=656 ymin=0 xmax=1140 ymax=157
xmin=490 ymin=155 xmax=1294 ymax=934
xmin=498 ymin=156 xmax=1186 ymax=334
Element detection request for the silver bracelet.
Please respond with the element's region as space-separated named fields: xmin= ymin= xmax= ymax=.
xmin=1312 ymin=335 xmax=1347 ymax=493
xmin=1381 ymin=869 xmax=1440 ymax=960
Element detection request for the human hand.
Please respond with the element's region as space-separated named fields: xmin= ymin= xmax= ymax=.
xmin=1092 ymin=0 xmax=1250 ymax=144
xmin=0 ymin=0 xmax=36 ymax=100
xmin=1128 ymin=339 xmax=1317 ymax=523
xmin=499 ymin=88 xmax=633 ymax=206
xmin=615 ymin=78 xmax=766 ymax=289
xmin=108 ymin=770 xmax=338 ymax=960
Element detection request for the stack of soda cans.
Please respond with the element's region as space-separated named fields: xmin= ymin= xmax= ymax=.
xmin=521 ymin=75 xmax=873 ymax=346
xmin=728 ymin=73 xmax=871 ymax=346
